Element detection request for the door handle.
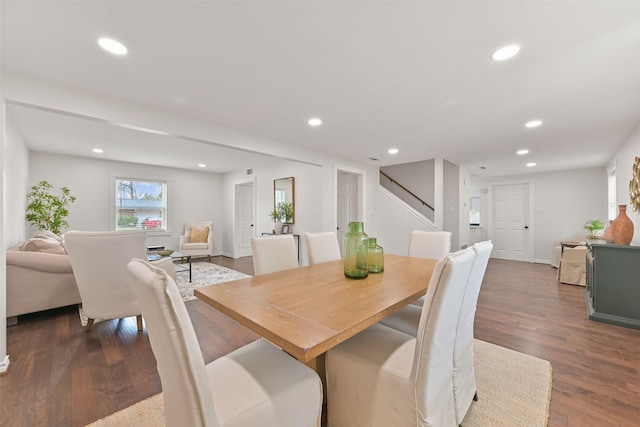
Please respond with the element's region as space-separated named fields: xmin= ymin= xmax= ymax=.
xmin=524 ymin=226 xmax=529 ymax=229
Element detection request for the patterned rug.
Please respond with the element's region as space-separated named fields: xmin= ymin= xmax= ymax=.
xmin=79 ymin=262 xmax=250 ymax=326
xmin=87 ymin=339 xmax=552 ymax=426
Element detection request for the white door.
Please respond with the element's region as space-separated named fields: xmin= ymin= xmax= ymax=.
xmin=492 ymin=183 xmax=529 ymax=261
xmin=235 ymin=182 xmax=254 ymax=258
xmin=337 ymin=172 xmax=359 ymax=252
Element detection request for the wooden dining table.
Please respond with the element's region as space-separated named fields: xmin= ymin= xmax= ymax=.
xmin=195 ymin=254 xmax=436 ymax=370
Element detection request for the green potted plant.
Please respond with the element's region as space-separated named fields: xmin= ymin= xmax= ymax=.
xmin=25 ymin=180 xmax=76 ymax=235
xmin=268 ymin=207 xmax=281 ymax=234
xmin=278 ymin=202 xmax=294 ymax=224
xmin=583 ymin=219 xmax=604 ymax=239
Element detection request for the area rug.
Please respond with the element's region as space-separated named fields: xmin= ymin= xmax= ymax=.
xmin=87 ymin=339 xmax=552 ymax=426
xmin=79 ymin=262 xmax=250 ymax=326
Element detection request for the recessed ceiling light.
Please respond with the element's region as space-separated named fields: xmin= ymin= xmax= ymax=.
xmin=525 ymin=120 xmax=542 ymax=128
xmin=388 ymin=148 xmax=399 ymax=155
xmin=98 ymin=38 xmax=128 ymax=55
xmin=517 ymin=149 xmax=529 ymax=155
xmin=308 ymin=118 xmax=322 ymax=127
xmin=526 ymin=162 xmax=537 ymax=167
xmin=491 ymin=44 xmax=520 ymax=61
xmin=198 ymin=164 xmax=206 ymax=168
xmin=92 ymin=148 xmax=104 ymax=153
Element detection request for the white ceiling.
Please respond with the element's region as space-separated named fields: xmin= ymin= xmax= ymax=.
xmin=2 ymin=1 xmax=640 ymax=176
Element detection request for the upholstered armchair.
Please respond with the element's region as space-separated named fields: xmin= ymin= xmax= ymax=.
xmin=179 ymin=221 xmax=213 ymax=262
xmin=64 ymin=230 xmax=147 ymax=332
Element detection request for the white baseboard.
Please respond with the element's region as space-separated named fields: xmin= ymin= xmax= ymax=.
xmin=534 ymin=258 xmax=552 ymax=265
xmin=0 ymin=355 xmax=10 ymax=374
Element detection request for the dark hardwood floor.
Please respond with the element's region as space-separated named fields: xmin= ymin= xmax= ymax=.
xmin=2 ymin=256 xmax=640 ymax=426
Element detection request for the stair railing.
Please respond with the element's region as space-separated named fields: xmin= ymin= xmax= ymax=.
xmin=380 ymin=170 xmax=435 ymax=212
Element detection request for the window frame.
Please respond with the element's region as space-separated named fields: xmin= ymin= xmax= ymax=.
xmin=112 ymin=175 xmax=170 ymax=235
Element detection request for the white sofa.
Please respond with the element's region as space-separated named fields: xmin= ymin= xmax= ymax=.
xmin=6 ymin=241 xmax=81 ymax=321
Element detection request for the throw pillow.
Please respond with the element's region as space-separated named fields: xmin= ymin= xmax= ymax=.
xmin=21 ymin=237 xmax=66 ymax=255
xmin=34 ymin=230 xmax=63 ymax=242
xmin=190 ymin=226 xmax=209 ymax=243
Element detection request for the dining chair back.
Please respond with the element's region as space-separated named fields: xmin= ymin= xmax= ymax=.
xmin=127 ymin=258 xmax=323 ymax=427
xmin=408 ymin=230 xmax=452 ymax=259
xmin=65 ymin=230 xmax=147 ymax=332
xmin=452 ymin=240 xmax=493 ymax=425
xmin=304 ymin=231 xmax=342 ymax=265
xmin=251 ymin=234 xmax=298 ymax=275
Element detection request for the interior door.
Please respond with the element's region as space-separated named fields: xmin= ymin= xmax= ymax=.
xmin=337 ymin=172 xmax=358 ymax=252
xmin=235 ymin=182 xmax=254 ymax=258
xmin=492 ymin=183 xmax=529 ymax=261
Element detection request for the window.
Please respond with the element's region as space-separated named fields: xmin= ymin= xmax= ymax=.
xmin=115 ymin=178 xmax=167 ymax=232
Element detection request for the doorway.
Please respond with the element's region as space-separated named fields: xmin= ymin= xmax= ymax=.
xmin=234 ymin=181 xmax=255 ymax=258
xmin=336 ymin=168 xmax=365 ymax=251
xmin=489 ymin=181 xmax=534 ymax=262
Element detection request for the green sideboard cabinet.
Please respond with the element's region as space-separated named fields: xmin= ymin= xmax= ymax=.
xmin=585 ymin=239 xmax=640 ymax=330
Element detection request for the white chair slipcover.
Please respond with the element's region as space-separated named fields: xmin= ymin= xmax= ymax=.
xmin=408 ymin=230 xmax=452 ymax=306
xmin=65 ymin=230 xmax=147 ymax=332
xmin=326 ymin=248 xmax=476 ymax=427
xmin=179 ymin=221 xmax=214 ymax=262
xmin=251 ymin=234 xmax=298 ymax=275
xmin=379 ymin=241 xmax=493 ymax=423
xmin=127 ymin=258 xmax=323 ymax=427
xmin=304 ymin=231 xmax=342 ymax=265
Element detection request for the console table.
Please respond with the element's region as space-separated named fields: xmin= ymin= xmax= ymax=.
xmin=585 ymin=239 xmax=640 ymax=329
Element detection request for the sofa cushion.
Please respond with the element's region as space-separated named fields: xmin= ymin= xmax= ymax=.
xmin=21 ymin=237 xmax=66 ymax=255
xmin=190 ymin=226 xmax=209 ymax=243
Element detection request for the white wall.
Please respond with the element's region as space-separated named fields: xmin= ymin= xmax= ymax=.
xmin=222 ymin=158 xmax=324 ymax=262
xmin=374 ymin=186 xmax=436 ymax=255
xmin=609 ymin=121 xmax=640 ymax=242
xmin=443 ymin=160 xmax=460 ymax=250
xmin=29 ymin=152 xmax=224 ymax=252
xmin=3 ymin=115 xmax=29 ymax=247
xmin=483 ymin=167 xmax=607 ymax=263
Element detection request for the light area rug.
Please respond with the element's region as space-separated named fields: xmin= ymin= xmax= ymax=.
xmin=79 ymin=262 xmax=250 ymax=327
xmin=87 ymin=339 xmax=552 ymax=426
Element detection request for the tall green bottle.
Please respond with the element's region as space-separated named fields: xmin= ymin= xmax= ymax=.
xmin=343 ymin=222 xmax=369 ymax=279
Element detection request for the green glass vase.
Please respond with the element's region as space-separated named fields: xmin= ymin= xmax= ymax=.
xmin=367 ymin=237 xmax=384 ymax=273
xmin=344 ymin=222 xmax=369 ymax=279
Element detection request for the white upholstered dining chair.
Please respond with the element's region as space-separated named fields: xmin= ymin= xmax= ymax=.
xmin=326 ymin=248 xmax=476 ymax=427
xmin=127 ymin=258 xmax=323 ymax=427
xmin=179 ymin=221 xmax=214 ymax=262
xmin=64 ymin=230 xmax=147 ymax=332
xmin=408 ymin=230 xmax=452 ymax=306
xmin=251 ymin=234 xmax=298 ymax=275
xmin=304 ymin=231 xmax=342 ymax=265
xmin=377 ymin=240 xmax=493 ymax=425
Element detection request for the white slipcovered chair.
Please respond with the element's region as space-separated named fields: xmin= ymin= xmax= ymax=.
xmin=408 ymin=230 xmax=452 ymax=306
xmin=179 ymin=221 xmax=214 ymax=262
xmin=64 ymin=230 xmax=147 ymax=332
xmin=304 ymin=231 xmax=342 ymax=265
xmin=251 ymin=234 xmax=298 ymax=275
xmin=378 ymin=241 xmax=493 ymax=424
xmin=127 ymin=258 xmax=323 ymax=427
xmin=326 ymin=248 xmax=476 ymax=427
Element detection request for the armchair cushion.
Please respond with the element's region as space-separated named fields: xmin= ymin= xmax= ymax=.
xmin=190 ymin=226 xmax=209 ymax=244
xmin=21 ymin=237 xmax=66 ymax=255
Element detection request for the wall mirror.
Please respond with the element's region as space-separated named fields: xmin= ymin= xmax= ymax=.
xmin=274 ymin=176 xmax=295 ymax=224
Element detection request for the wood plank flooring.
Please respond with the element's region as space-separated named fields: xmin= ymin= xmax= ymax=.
xmin=2 ymin=256 xmax=640 ymax=426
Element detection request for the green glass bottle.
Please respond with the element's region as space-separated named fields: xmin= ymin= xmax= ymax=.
xmin=344 ymin=222 xmax=369 ymax=279
xmin=367 ymin=237 xmax=384 ymax=273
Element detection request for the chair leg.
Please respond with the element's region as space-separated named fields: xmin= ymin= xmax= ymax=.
xmin=473 ymin=391 xmax=478 ymax=401
xmin=137 ymin=315 xmax=143 ymax=331
xmin=85 ymin=318 xmax=95 ymax=332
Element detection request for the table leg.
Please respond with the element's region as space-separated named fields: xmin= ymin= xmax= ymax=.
xmin=188 ymin=256 xmax=192 ymax=282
